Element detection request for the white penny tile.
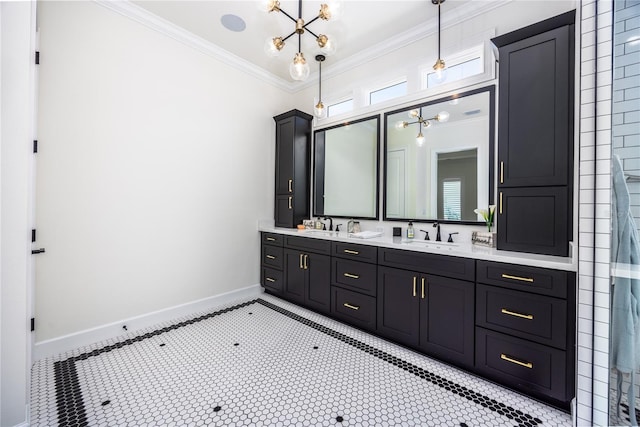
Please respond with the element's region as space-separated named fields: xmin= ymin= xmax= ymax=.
xmin=31 ymin=294 xmax=572 ymax=426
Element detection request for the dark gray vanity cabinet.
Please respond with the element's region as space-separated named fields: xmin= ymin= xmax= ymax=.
xmin=282 ymin=236 xmax=331 ymax=314
xmin=474 ymin=260 xmax=575 ymax=406
xmin=377 ymin=249 xmax=475 ymax=369
xmin=492 ymin=11 xmax=575 ymax=257
xmin=273 ymin=110 xmax=313 ymax=228
xmin=261 ymin=233 xmax=285 ymax=295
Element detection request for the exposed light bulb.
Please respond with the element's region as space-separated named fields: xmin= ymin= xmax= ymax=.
xmin=432 ymin=58 xmax=447 ymax=84
xmin=317 ymin=34 xmax=337 ymax=55
xmin=436 ymin=111 xmax=450 ymax=122
xmin=395 ymin=121 xmax=408 ymax=130
xmin=408 ymin=109 xmax=420 ymax=119
xmin=314 ymin=101 xmax=326 ymax=119
xmin=416 ymin=132 xmax=425 ymax=147
xmin=289 ymin=52 xmax=310 ymax=81
xmin=264 ymin=37 xmax=284 ymax=57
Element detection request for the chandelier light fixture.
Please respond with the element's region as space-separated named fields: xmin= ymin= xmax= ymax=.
xmin=314 ymin=54 xmax=326 ymax=118
xmin=263 ymin=0 xmax=340 ymax=81
xmin=432 ymin=0 xmax=447 ymax=83
xmin=396 ymin=108 xmax=450 ymax=147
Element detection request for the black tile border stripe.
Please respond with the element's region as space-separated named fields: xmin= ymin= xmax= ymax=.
xmin=52 ymin=298 xmax=544 ymax=427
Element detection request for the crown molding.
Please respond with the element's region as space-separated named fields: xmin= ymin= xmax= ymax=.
xmin=94 ymin=0 xmax=297 ymax=93
xmin=95 ymin=0 xmax=511 ymax=94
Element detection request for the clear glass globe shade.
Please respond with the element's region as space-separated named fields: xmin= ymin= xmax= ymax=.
xmin=325 ymin=1 xmax=343 ymax=20
xmin=289 ymin=56 xmax=310 ymax=81
xmin=320 ymin=36 xmax=337 ymax=55
xmin=432 ymin=67 xmax=447 ymax=84
xmin=314 ymin=102 xmax=326 ymax=119
xmin=416 ymin=133 xmax=425 ymax=147
xmin=408 ymin=109 xmax=419 ymax=119
xmin=264 ymin=37 xmax=282 ymax=57
xmin=437 ymin=111 xmax=450 ymax=122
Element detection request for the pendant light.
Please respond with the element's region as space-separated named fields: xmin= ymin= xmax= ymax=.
xmin=314 ymin=55 xmax=327 ymax=118
xmin=396 ymin=108 xmax=450 ymax=146
xmin=432 ymin=0 xmax=447 ymax=84
xmin=263 ymin=0 xmax=341 ymax=81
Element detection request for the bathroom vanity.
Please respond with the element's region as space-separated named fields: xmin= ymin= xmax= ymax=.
xmin=260 ymin=228 xmax=576 ymax=410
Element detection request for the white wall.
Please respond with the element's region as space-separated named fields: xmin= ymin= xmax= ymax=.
xmin=35 ymin=1 xmax=290 ymax=342
xmin=1 ymin=2 xmax=35 ymax=425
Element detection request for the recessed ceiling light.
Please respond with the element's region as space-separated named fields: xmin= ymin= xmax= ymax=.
xmin=221 ymin=14 xmax=246 ymax=32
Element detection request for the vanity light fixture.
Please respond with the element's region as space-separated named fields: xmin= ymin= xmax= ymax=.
xmin=432 ymin=0 xmax=447 ymax=83
xmin=314 ymin=54 xmax=327 ymax=118
xmin=396 ymin=108 xmax=449 ymax=147
xmin=263 ymin=0 xmax=341 ymax=81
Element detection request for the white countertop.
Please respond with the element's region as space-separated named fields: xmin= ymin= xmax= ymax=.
xmin=259 ymin=226 xmax=577 ymax=272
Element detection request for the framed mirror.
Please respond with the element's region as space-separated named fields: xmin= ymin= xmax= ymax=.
xmin=384 ymin=86 xmax=495 ymax=223
xmin=313 ymin=115 xmax=380 ymax=219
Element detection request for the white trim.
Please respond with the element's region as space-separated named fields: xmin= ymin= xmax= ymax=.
xmin=93 ymin=0 xmax=295 ymax=93
xmin=33 ymin=284 xmax=263 ymax=361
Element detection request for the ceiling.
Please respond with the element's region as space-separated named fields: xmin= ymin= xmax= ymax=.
xmin=129 ymin=1 xmax=473 ymax=87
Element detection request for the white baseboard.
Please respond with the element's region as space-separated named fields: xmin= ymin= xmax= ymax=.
xmin=33 ymin=284 xmax=262 ymax=361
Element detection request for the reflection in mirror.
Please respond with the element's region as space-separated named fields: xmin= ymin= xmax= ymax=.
xmin=313 ymin=116 xmax=380 ymax=219
xmin=384 ymin=86 xmax=495 ymax=223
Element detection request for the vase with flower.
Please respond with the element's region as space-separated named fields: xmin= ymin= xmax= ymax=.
xmin=472 ymin=205 xmax=497 ymax=247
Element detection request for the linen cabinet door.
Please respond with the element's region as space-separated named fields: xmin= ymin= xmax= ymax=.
xmin=305 ymin=252 xmax=331 ymax=314
xmin=377 ymin=266 xmax=420 ymax=347
xmin=419 ymin=275 xmax=475 ymax=369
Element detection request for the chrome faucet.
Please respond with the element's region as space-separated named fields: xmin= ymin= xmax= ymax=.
xmin=323 ymin=217 xmax=334 ymax=231
xmin=432 ymin=222 xmax=441 ymax=242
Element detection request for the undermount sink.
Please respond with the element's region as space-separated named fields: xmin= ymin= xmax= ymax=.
xmin=401 ymin=239 xmax=459 ymax=249
xmin=301 ymin=229 xmax=336 ymax=237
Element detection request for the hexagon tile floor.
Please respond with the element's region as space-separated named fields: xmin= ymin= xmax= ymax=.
xmin=31 ymin=293 xmax=572 ymax=426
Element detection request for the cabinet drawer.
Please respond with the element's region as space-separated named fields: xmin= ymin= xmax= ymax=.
xmin=476 ymin=284 xmax=566 ymax=349
xmin=284 ymin=236 xmax=331 ymax=255
xmin=378 ymin=248 xmax=475 ymax=281
xmin=332 ymin=258 xmax=376 ymax=296
xmin=332 ymin=242 xmax=377 ymax=263
xmin=475 ymin=328 xmax=567 ymax=402
xmin=261 ymin=267 xmax=283 ymax=294
xmin=476 ymin=260 xmax=567 ymax=298
xmin=262 ymin=245 xmax=283 ymax=270
xmin=262 ymin=232 xmax=284 ymax=247
xmin=331 ymin=287 xmax=376 ymax=332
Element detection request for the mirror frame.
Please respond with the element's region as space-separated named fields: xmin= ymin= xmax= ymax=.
xmin=382 ymin=85 xmax=495 ymax=224
xmin=313 ymin=115 xmax=381 ymax=220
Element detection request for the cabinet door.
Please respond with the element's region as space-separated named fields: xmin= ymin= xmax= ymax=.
xmin=497 ymin=187 xmax=568 ymax=256
xmin=275 ymin=195 xmax=294 ymax=229
xmin=305 ymin=252 xmax=331 ymax=314
xmin=377 ymin=266 xmax=420 ymax=347
xmin=419 ymin=275 xmax=475 ymax=368
xmin=497 ymin=25 xmax=571 ymax=188
xmin=275 ymin=116 xmax=295 ymax=195
xmin=284 ymin=249 xmax=305 ymax=304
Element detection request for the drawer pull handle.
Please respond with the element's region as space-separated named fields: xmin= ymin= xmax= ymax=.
xmin=500 ymin=353 xmax=533 ymax=369
xmin=299 ymin=254 xmax=304 ymax=269
xmin=266 ymin=277 xmax=276 ymax=283
xmin=266 ymin=255 xmax=276 ymax=260
xmin=413 ymin=277 xmax=417 ymax=297
xmin=344 ymin=249 xmax=360 ymax=255
xmin=501 ymin=308 xmax=533 ymax=320
xmin=501 ymin=273 xmax=534 ymax=283
xmin=500 ymin=161 xmax=504 ymax=184
xmin=266 ymin=237 xmax=276 ymax=242
xmin=421 ymin=277 xmax=425 ymax=299
xmin=288 ymin=179 xmax=293 ymax=193
xmin=288 ymin=196 xmax=292 ymax=210
xmin=344 ymin=273 xmax=360 ymax=279
xmin=343 ymin=303 xmax=360 ymax=311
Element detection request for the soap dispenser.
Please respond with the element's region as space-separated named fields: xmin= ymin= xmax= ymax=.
xmin=407 ymin=221 xmax=415 ymax=239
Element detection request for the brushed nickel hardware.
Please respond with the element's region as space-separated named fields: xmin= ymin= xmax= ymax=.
xmin=501 ymin=273 xmax=534 ymax=283
xmin=344 ymin=249 xmax=360 ymax=255
xmin=266 ymin=255 xmax=276 ymax=260
xmin=413 ymin=277 xmax=417 ymax=297
xmin=501 ymin=308 xmax=534 ymax=320
xmin=288 ymin=179 xmax=293 ymax=193
xmin=343 ymin=273 xmax=360 ymax=279
xmin=343 ymin=303 xmax=360 ymax=311
xmin=501 ymin=353 xmax=533 ymax=369
xmin=421 ymin=277 xmax=425 ymax=299
xmin=266 ymin=237 xmax=276 ymax=242
xmin=299 ymin=254 xmax=304 ymax=269
xmin=499 ymin=192 xmax=503 ymax=214
xmin=288 ymin=196 xmax=292 ymax=209
xmin=304 ymin=254 xmax=309 ymax=270
xmin=500 ymin=161 xmax=504 ymax=184
xmin=266 ymin=277 xmax=276 ymax=282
